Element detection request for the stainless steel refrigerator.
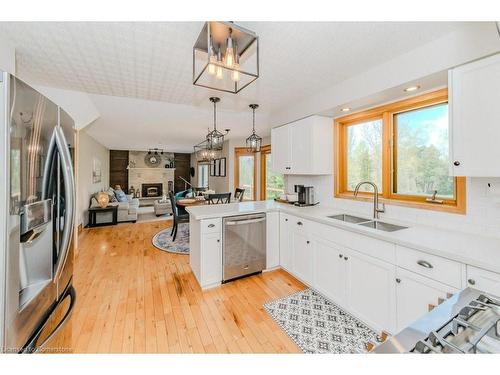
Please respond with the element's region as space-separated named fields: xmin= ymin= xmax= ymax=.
xmin=0 ymin=72 xmax=76 ymax=353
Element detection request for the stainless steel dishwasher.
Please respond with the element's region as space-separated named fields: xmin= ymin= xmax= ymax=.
xmin=222 ymin=213 xmax=266 ymax=282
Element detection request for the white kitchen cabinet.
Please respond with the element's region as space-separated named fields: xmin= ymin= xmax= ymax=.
xmin=395 ymin=267 xmax=458 ymax=332
xmin=279 ymin=213 xmax=292 ymax=272
xmin=466 ymin=265 xmax=500 ymax=296
xmin=449 ymin=53 xmax=500 ymax=176
xmin=346 ymin=248 xmax=397 ymax=333
xmin=189 ymin=218 xmax=222 ymax=289
xmin=266 ymin=211 xmax=280 ymax=269
xmin=271 ymin=115 xmax=332 ymax=175
xmin=313 ymin=238 xmax=347 ymax=306
xmin=201 ymin=232 xmax=223 ymax=286
xmin=270 ymin=124 xmax=291 ymax=174
xmin=290 ymin=219 xmax=314 ymax=285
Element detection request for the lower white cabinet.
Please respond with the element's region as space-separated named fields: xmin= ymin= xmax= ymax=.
xmin=395 ymin=267 xmax=458 ymax=332
xmin=346 ymin=249 xmax=397 ymax=333
xmin=201 ymin=232 xmax=223 ymax=286
xmin=467 ymin=265 xmax=500 ymax=296
xmin=290 ymin=221 xmax=314 ymax=285
xmin=313 ymin=238 xmax=347 ymax=306
xmin=266 ymin=212 xmax=280 ymax=269
xmin=190 ymin=218 xmax=222 ymax=289
xmin=279 ymin=213 xmax=292 ymax=272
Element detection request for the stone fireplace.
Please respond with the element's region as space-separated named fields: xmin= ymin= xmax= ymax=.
xmin=142 ymin=183 xmax=162 ymax=198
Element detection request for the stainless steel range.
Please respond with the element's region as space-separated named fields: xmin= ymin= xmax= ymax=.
xmin=373 ymin=288 xmax=500 ymax=353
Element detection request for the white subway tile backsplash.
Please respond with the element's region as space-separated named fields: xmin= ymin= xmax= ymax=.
xmin=285 ymin=175 xmax=500 ymax=239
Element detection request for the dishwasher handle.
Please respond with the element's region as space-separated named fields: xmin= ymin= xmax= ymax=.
xmin=225 ymin=218 xmax=266 ymax=226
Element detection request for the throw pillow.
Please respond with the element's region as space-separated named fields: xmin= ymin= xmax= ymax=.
xmin=107 ymin=187 xmax=118 ymax=202
xmin=114 ymin=189 xmax=128 ymax=202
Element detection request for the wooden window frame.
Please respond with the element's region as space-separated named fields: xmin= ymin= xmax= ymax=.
xmin=334 ymin=88 xmax=466 ymax=214
xmin=260 ymin=144 xmax=271 ymax=200
xmin=235 ymin=147 xmax=257 ymax=201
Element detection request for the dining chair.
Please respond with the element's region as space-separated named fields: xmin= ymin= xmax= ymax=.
xmin=234 ymin=188 xmax=245 ymax=202
xmin=208 ymin=193 xmax=232 ymax=204
xmin=193 ymin=187 xmax=207 ymax=196
xmin=169 ymin=192 xmax=190 ymax=241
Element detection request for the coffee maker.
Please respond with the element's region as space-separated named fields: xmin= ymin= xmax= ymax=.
xmin=294 ymin=185 xmax=318 ymax=207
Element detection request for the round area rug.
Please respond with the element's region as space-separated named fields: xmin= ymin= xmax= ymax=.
xmin=152 ymin=223 xmax=190 ymax=255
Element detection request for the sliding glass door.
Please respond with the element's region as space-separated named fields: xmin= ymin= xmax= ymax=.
xmin=235 ymin=148 xmax=256 ymax=200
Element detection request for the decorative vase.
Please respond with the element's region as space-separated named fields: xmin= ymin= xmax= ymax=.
xmin=97 ymin=191 xmax=110 ymax=208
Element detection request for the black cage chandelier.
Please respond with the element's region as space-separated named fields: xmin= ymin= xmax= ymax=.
xmin=193 ymin=22 xmax=259 ymax=94
xmin=246 ymin=104 xmax=262 ymax=153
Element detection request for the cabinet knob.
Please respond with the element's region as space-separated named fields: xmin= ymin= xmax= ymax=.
xmin=208 ymin=224 xmax=215 ymax=228
xmin=297 ymin=221 xmax=303 ymax=226
xmin=468 ymin=278 xmax=476 ymax=286
xmin=339 ymin=254 xmax=343 ymax=258
xmin=453 ymin=161 xmax=461 ymax=166
xmin=344 ymin=256 xmax=348 ymax=261
xmin=217 ymin=239 xmax=220 ymax=243
xmin=285 ymin=218 xmax=288 ymax=222
xmin=395 ymin=278 xmax=401 ymax=283
xmin=306 ymin=240 xmax=310 ymax=244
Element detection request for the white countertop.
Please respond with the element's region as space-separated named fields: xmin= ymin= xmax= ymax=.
xmin=186 ymin=201 xmax=500 ymax=274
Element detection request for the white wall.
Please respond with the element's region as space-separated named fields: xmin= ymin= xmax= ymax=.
xmin=0 ymin=35 xmax=15 ymax=74
xmin=77 ymin=130 xmax=110 ymax=227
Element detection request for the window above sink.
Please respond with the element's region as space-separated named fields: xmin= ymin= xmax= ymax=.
xmin=334 ymin=89 xmax=466 ymax=214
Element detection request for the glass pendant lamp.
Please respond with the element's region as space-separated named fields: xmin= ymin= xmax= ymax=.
xmin=246 ymin=104 xmax=262 ymax=153
xmin=206 ymin=97 xmax=226 ymax=150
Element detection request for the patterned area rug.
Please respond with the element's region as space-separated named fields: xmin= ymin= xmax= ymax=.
xmin=152 ymin=223 xmax=189 ymax=255
xmin=264 ymin=289 xmax=379 ymax=354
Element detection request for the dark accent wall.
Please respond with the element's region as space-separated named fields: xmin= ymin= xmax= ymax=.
xmin=174 ymin=153 xmax=191 ymax=193
xmin=109 ymin=150 xmax=129 ymax=192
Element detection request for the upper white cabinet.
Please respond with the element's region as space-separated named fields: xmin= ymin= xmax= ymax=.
xmin=271 ymin=115 xmax=333 ymax=175
xmin=449 ymin=53 xmax=500 ymax=176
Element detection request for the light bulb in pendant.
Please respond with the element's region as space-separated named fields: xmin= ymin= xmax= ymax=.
xmin=208 ymin=35 xmax=216 ymax=75
xmin=225 ymin=28 xmax=234 ymax=68
xmin=216 ymin=66 xmax=223 ymax=79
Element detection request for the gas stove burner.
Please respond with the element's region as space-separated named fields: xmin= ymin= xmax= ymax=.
xmin=373 ymin=288 xmax=500 ymax=354
xmin=412 ymin=292 xmax=500 ymax=354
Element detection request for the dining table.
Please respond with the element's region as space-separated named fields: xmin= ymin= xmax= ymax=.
xmin=176 ymin=198 xmax=208 ymax=208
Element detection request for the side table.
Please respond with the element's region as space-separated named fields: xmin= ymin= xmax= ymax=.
xmin=88 ymin=205 xmax=118 ymax=227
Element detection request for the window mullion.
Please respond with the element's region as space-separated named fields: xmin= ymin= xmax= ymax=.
xmin=382 ymin=112 xmax=392 ymax=199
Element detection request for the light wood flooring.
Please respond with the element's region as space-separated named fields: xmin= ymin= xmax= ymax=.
xmin=72 ymin=220 xmax=304 ymax=353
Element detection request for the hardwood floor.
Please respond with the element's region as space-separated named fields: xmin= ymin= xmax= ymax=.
xmin=72 ymin=220 xmax=304 ymax=353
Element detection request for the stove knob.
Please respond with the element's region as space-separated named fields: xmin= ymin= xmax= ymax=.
xmin=468 ymin=278 xmax=476 ymax=286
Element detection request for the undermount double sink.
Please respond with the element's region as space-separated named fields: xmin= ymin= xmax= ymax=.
xmin=327 ymin=214 xmax=408 ymax=232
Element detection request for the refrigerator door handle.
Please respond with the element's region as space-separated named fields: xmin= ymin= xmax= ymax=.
xmin=23 ymin=285 xmax=76 ymax=353
xmin=53 ymin=126 xmax=75 ymax=283
xmin=41 ymin=129 xmax=57 ymax=200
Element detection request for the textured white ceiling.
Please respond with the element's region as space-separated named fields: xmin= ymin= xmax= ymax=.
xmin=0 ymin=22 xmax=465 ymax=151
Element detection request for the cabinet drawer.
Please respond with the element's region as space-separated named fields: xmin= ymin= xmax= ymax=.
xmin=312 ymin=223 xmax=396 ymax=264
xmin=396 ymin=246 xmax=463 ymax=289
xmin=466 ymin=265 xmax=500 ymax=296
xmin=201 ymin=218 xmax=221 ymax=234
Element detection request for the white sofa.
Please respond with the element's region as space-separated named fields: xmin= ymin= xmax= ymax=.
xmin=90 ymin=193 xmax=139 ymax=223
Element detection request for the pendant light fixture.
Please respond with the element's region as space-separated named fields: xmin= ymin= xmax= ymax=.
xmin=206 ymin=97 xmax=228 ymax=150
xmin=193 ymin=22 xmax=259 ymax=94
xmin=246 ymin=104 xmax=262 ymax=153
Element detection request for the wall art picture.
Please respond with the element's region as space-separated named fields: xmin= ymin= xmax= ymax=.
xmin=92 ymin=158 xmax=102 ymax=184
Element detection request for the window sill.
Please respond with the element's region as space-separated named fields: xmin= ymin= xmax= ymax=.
xmin=334 ymin=192 xmax=466 ymax=215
